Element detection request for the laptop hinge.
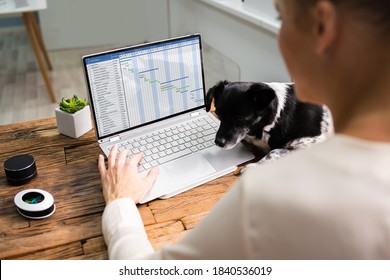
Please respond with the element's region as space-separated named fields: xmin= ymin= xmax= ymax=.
xmin=109 ymin=135 xmax=121 ymax=142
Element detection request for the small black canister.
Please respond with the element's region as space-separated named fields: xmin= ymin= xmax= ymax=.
xmin=4 ymin=154 xmax=37 ymax=186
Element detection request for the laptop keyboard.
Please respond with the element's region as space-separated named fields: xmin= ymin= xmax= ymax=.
xmin=107 ymin=115 xmax=219 ymax=172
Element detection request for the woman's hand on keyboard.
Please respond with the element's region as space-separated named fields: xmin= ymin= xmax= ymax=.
xmin=98 ymin=144 xmax=160 ymax=205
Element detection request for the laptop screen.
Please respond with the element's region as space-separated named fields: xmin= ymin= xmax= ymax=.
xmin=83 ymin=34 xmax=206 ymax=140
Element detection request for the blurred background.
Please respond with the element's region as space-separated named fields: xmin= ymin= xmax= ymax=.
xmin=0 ymin=0 xmax=289 ymax=125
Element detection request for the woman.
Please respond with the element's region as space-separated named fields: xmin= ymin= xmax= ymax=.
xmin=99 ymin=0 xmax=390 ymax=259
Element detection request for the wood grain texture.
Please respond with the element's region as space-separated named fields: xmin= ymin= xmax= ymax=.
xmin=82 ymin=236 xmax=107 ymax=255
xmin=0 ymin=117 xmax=242 ymax=259
xmin=12 ymin=242 xmax=84 ymax=260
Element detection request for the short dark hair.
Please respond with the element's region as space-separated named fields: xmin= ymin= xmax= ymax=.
xmin=297 ymin=0 xmax=390 ymax=34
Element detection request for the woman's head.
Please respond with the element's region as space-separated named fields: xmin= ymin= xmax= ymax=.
xmin=292 ymin=0 xmax=390 ymax=35
xmin=275 ymin=0 xmax=390 ymax=133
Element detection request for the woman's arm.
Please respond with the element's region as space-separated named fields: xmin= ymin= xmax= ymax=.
xmin=99 ymin=145 xmax=251 ymax=259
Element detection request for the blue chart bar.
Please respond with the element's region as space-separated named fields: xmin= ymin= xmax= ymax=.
xmin=190 ymin=88 xmax=203 ymax=92
xmin=177 ymin=47 xmax=188 ymax=110
xmin=163 ymin=50 xmax=174 ymax=115
xmin=192 ymin=43 xmax=201 ymax=103
xmin=139 ymin=68 xmax=159 ymax=74
xmin=147 ymin=54 xmax=160 ymax=119
xmin=161 ymin=76 xmax=189 ymax=85
xmin=132 ymin=57 xmax=146 ymax=124
xmin=118 ymin=37 xmax=204 ymax=127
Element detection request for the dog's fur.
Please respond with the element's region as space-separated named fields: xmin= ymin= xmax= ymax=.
xmin=205 ymin=80 xmax=333 ymax=169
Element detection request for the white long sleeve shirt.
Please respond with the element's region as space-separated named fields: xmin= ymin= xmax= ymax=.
xmin=102 ymin=135 xmax=390 ymax=259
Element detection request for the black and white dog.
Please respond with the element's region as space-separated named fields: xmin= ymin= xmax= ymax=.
xmin=205 ymin=80 xmax=333 ymax=169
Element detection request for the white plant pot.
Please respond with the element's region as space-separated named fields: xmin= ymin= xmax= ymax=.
xmin=55 ymin=105 xmax=92 ymax=138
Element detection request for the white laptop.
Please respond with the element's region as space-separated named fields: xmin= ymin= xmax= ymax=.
xmin=82 ymin=34 xmax=254 ymax=203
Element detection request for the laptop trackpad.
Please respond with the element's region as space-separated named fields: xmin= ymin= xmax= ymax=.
xmin=164 ymin=153 xmax=216 ymax=186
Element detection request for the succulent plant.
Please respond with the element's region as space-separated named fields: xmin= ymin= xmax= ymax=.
xmin=59 ymin=95 xmax=89 ymax=114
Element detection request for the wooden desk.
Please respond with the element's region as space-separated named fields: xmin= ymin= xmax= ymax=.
xmin=0 ymin=118 xmax=246 ymax=260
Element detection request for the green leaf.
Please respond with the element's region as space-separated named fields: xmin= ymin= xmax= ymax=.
xmin=59 ymin=95 xmax=89 ymax=114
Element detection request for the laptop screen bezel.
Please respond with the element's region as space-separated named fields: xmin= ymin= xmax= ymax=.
xmin=82 ymin=34 xmax=206 ymax=141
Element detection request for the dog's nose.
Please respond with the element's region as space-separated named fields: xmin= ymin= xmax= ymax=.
xmin=215 ymin=138 xmax=227 ymax=147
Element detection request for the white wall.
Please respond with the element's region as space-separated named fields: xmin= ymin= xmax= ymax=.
xmin=169 ymin=0 xmax=290 ymax=83
xmin=39 ymin=0 xmax=290 ymax=83
xmin=39 ymin=0 xmax=169 ymax=50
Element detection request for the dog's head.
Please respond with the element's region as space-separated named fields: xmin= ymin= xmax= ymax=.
xmin=206 ymin=80 xmax=276 ymax=149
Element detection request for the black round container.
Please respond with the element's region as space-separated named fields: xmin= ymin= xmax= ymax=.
xmin=4 ymin=154 xmax=37 ymax=186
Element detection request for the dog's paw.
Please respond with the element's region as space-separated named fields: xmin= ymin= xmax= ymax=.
xmin=241 ymin=148 xmax=293 ymax=174
xmin=286 ymin=136 xmax=322 ymax=150
xmin=240 ymin=162 xmax=260 ymax=174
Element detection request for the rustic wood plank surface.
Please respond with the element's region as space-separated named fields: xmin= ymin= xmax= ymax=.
xmin=0 ymin=117 xmax=251 ymax=259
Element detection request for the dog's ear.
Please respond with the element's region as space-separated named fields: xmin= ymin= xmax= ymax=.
xmin=205 ymin=80 xmax=229 ymax=112
xmin=248 ymin=83 xmax=276 ymax=111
